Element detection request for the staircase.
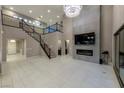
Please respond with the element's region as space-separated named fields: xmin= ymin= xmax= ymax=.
xmin=2 ymin=13 xmax=62 ymax=59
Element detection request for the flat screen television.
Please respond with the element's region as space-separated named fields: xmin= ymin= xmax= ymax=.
xmin=75 ymin=32 xmax=95 ymax=45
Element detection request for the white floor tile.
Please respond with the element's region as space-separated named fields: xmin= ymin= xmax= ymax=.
xmin=0 ymin=54 xmax=120 ymax=88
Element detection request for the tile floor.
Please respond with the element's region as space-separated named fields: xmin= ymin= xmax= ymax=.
xmin=7 ymin=54 xmax=26 ymax=62
xmin=0 ymin=55 xmax=120 ymax=88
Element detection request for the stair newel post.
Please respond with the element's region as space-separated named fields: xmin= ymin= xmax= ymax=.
xmin=49 ymin=48 xmax=51 ymax=59
xmin=56 ymin=22 xmax=58 ymax=31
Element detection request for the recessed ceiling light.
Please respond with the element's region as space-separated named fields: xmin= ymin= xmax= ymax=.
xmin=48 ymin=10 xmax=51 ymax=13
xmin=57 ymin=16 xmax=60 ymax=18
xmin=13 ymin=15 xmax=18 ymax=19
xmin=29 ymin=10 xmax=32 ymax=13
xmin=40 ymin=16 xmax=43 ymax=18
xmin=29 ymin=20 xmax=32 ymax=24
xmin=10 ymin=40 xmax=16 ymax=43
xmin=19 ymin=17 xmax=22 ymax=20
xmin=24 ymin=19 xmax=28 ymax=22
xmin=10 ymin=7 xmax=14 ymax=10
xmin=36 ymin=23 xmax=40 ymax=26
xmin=33 ymin=22 xmax=35 ymax=25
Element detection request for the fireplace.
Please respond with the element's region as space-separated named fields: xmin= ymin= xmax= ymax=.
xmin=76 ymin=49 xmax=93 ymax=56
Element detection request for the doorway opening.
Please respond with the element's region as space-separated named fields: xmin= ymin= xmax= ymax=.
xmin=7 ymin=39 xmax=26 ymax=62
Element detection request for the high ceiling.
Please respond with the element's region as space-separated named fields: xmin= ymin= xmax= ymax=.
xmin=3 ymin=5 xmax=64 ymax=24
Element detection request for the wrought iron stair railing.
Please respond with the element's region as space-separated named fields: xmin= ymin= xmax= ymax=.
xmin=2 ymin=13 xmax=57 ymax=59
xmin=22 ymin=20 xmax=56 ymax=58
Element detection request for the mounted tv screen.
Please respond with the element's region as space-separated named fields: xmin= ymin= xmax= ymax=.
xmin=75 ymin=32 xmax=95 ymax=45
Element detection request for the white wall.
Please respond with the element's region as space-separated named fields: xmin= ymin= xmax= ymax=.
xmin=42 ymin=32 xmax=63 ymax=56
xmin=42 ymin=18 xmax=73 ymax=56
xmin=113 ymin=6 xmax=124 ymax=33
xmin=101 ymin=6 xmax=113 ymax=63
xmin=63 ymin=17 xmax=73 ymax=56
